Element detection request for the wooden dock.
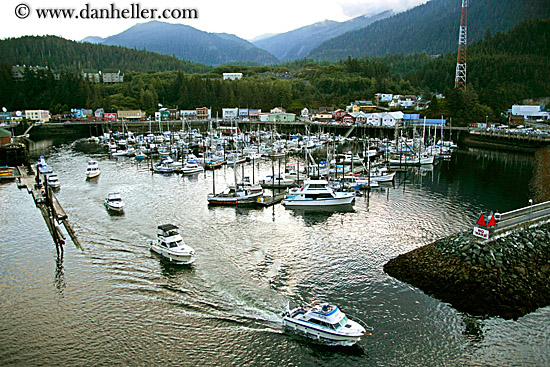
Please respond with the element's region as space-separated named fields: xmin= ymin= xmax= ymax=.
xmin=18 ymin=165 xmax=82 ymax=251
xmin=255 ymin=192 xmax=287 ymax=207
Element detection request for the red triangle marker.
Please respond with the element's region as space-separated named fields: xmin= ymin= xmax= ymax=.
xmin=487 ymin=213 xmax=496 ymax=227
xmin=476 ymin=213 xmax=487 ymax=227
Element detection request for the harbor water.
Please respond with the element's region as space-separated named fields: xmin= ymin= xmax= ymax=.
xmin=1 ymin=139 xmax=549 ymax=366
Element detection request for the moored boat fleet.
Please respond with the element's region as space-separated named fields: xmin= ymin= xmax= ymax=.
xmin=83 ymin=127 xmax=459 ymax=211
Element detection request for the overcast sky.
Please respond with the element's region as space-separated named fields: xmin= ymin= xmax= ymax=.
xmin=3 ymin=0 xmax=428 ymax=41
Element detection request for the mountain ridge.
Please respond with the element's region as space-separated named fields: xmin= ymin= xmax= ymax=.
xmin=253 ymin=11 xmax=393 ymax=60
xmin=91 ymin=20 xmax=279 ymax=66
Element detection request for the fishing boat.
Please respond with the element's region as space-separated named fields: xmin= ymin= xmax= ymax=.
xmin=37 ymin=156 xmax=53 ymax=174
xmin=282 ymin=302 xmax=371 ymax=346
xmin=45 ymin=173 xmax=61 ymax=189
xmin=150 ymin=224 xmax=196 ymax=265
xmin=85 ymin=160 xmax=101 ymax=179
xmin=207 ymin=185 xmax=263 ymax=206
xmin=282 ymin=180 xmax=355 ymax=207
xmin=104 ymin=192 xmax=124 ymax=212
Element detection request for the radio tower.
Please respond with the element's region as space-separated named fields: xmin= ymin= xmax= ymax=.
xmin=454 ymin=0 xmax=468 ymax=90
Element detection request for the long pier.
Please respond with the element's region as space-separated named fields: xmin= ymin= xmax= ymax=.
xmin=18 ymin=166 xmax=82 ymax=251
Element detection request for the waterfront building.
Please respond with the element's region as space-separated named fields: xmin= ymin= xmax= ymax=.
xmin=222 ymin=108 xmax=239 ymax=120
xmin=24 ymin=109 xmax=50 ymax=122
xmin=196 ymin=107 xmax=211 ymax=120
xmin=104 ymin=113 xmax=117 ymax=121
xmin=312 ymin=107 xmax=334 ymax=122
xmin=181 ymin=110 xmax=197 ymax=119
xmin=350 ymin=112 xmax=368 ymax=125
xmin=94 ymin=108 xmax=104 ymax=118
xmin=239 ymin=108 xmax=249 ymax=118
xmin=248 ymin=109 xmax=261 ymax=119
xmin=381 ymin=111 xmax=404 ymax=127
xmin=366 ymin=113 xmax=383 ymax=126
xmin=0 ymin=128 xmax=11 ymax=145
xmin=511 ymin=105 xmax=549 ymax=121
xmin=223 ymin=73 xmax=243 ymax=80
xmin=301 ymin=108 xmax=310 ymax=119
xmin=117 ymin=110 xmax=146 ymax=120
xmin=267 ymin=112 xmax=296 ymax=123
xmin=334 ymin=109 xmax=346 ymax=120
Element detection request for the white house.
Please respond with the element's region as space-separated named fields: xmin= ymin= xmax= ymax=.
xmin=350 ymin=112 xmax=368 ymax=125
xmin=223 ymin=73 xmax=243 ymax=81
xmin=511 ymin=105 xmax=549 ymax=120
xmin=301 ymin=108 xmax=310 ymax=119
xmin=381 ymin=111 xmax=404 ymax=127
xmin=222 ymin=108 xmax=239 ymax=120
xmin=375 ymin=93 xmax=393 ymax=104
xmin=366 ymin=113 xmax=383 ymax=126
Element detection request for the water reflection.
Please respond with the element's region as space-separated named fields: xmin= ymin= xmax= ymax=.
xmin=462 ymin=315 xmax=486 ymax=345
xmin=54 ymin=254 xmax=65 ymax=295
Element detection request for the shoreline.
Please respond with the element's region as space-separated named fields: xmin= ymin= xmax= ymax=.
xmin=384 ymin=223 xmax=550 ymax=320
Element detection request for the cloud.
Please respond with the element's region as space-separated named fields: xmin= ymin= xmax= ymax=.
xmin=338 ymin=0 xmax=429 ymax=17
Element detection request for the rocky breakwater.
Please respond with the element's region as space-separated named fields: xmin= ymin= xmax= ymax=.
xmin=384 ymin=223 xmax=550 ymax=319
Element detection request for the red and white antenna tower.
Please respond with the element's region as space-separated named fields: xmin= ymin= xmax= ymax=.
xmin=454 ymin=0 xmax=468 ymax=90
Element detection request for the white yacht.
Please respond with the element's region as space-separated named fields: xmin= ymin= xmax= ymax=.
xmin=282 ymin=302 xmax=370 ymax=346
xmin=45 ymin=173 xmax=60 ymax=189
xmin=282 ymin=180 xmax=355 ymax=207
xmin=150 ymin=224 xmax=196 ymax=265
xmin=85 ymin=160 xmax=101 ymax=179
xmin=104 ymin=192 xmax=124 ymax=212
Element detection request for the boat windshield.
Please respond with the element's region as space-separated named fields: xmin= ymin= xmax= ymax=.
xmin=168 ymin=240 xmax=182 ymax=248
xmin=337 ymin=316 xmax=349 ymax=328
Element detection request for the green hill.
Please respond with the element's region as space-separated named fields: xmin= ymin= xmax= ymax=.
xmin=0 ymin=35 xmax=210 ymax=73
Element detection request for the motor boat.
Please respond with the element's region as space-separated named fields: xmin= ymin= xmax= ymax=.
xmin=259 ymin=173 xmax=296 ymax=188
xmin=150 ymin=224 xmax=196 ymax=265
xmin=85 ymin=160 xmax=101 ymax=179
xmin=181 ymin=156 xmax=203 ymax=175
xmin=104 ymin=192 xmax=124 ymax=212
xmin=388 ymin=154 xmax=435 ymax=166
xmin=45 ymin=173 xmax=60 ymax=189
xmin=282 ymin=302 xmax=371 ymax=346
xmin=153 ymin=156 xmax=181 ymax=173
xmin=37 ymin=156 xmax=53 ymax=174
xmin=207 ymin=185 xmax=263 ymax=206
xmin=369 ymin=166 xmax=396 ymax=183
xmin=282 ymin=180 xmax=355 ymax=207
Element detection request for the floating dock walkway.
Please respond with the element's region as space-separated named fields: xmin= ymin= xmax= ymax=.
xmin=17 ymin=165 xmax=82 ymax=251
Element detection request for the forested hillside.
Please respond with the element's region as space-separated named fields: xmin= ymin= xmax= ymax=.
xmin=309 ymin=0 xmax=550 ymax=61
xmin=96 ymin=21 xmax=280 ymax=66
xmin=0 ymin=19 xmax=547 ymax=128
xmin=0 ymin=35 xmax=210 ymax=73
